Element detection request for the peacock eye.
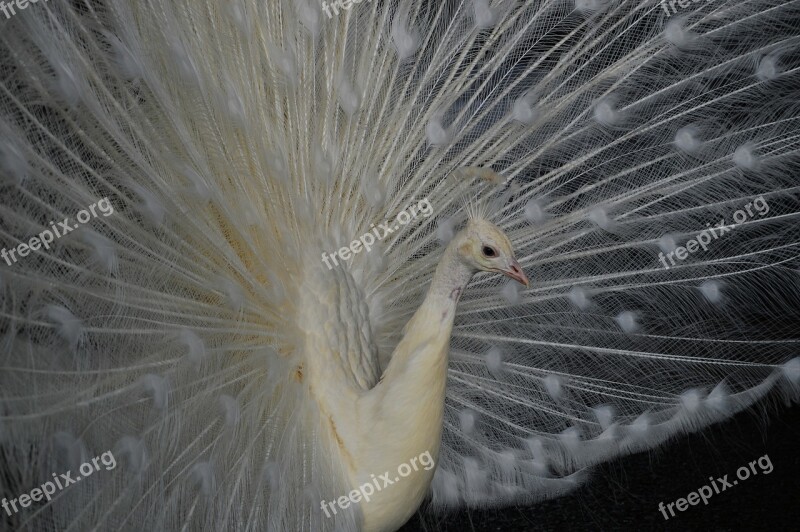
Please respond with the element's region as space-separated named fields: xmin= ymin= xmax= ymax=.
xmin=482 ymin=246 xmax=497 ymax=258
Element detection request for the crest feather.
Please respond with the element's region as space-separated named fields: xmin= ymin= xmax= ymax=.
xmin=454 ymin=166 xmax=506 ymax=221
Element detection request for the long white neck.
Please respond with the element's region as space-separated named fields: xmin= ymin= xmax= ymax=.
xmin=353 ymin=237 xmax=475 ymax=531
xmin=368 ymin=239 xmax=474 ymax=408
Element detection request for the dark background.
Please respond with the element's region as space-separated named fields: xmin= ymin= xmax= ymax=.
xmin=402 ymin=402 xmax=800 ymax=531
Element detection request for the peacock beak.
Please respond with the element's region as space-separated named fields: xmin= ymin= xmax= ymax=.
xmin=503 ymin=258 xmax=529 ymax=288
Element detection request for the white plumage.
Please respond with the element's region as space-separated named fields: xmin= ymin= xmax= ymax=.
xmin=0 ymin=1 xmax=799 ymax=531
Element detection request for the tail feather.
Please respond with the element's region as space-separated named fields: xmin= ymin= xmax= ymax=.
xmin=0 ymin=0 xmax=798 ymax=529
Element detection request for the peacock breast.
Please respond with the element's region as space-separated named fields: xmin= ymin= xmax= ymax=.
xmin=298 ymin=263 xmax=382 ymax=391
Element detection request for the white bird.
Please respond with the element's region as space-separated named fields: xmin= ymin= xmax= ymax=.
xmin=0 ymin=1 xmax=798 ymax=531
xmin=310 ymin=214 xmax=528 ymax=531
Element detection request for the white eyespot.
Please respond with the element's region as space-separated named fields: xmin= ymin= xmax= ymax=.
xmin=189 ymin=462 xmax=215 ymax=497
xmin=569 ymin=286 xmax=591 ymax=310
xmin=436 ymin=217 xmax=456 ymax=244
xmin=782 ymin=358 xmax=800 ymax=386
xmin=659 ymin=234 xmax=677 ymax=254
xmin=707 ymin=381 xmax=731 ymax=413
xmin=391 ymin=8 xmax=420 ymax=59
xmin=132 ymin=184 xmax=165 ymax=225
xmin=757 ymin=56 xmax=780 ymax=81
xmin=524 ymin=199 xmax=546 ymax=224
xmin=472 ymin=0 xmax=496 ymax=28
xmin=426 ymin=113 xmax=451 ymax=145
xmin=594 ymin=98 xmax=620 ymax=126
xmin=664 ymin=18 xmax=696 ymax=49
xmin=559 ymin=427 xmax=581 ymax=452
xmin=674 ymin=125 xmax=701 ymax=154
xmin=592 ymin=405 xmax=615 ymax=430
xmin=485 ymin=347 xmax=504 ymax=376
xmin=296 ymin=0 xmax=320 ymax=37
xmin=512 ymin=97 xmax=538 ymax=125
xmin=615 ymin=311 xmax=638 ymax=333
xmin=45 ymin=305 xmax=83 ymax=348
xmin=544 ymin=374 xmax=563 ymax=400
xmin=179 ymin=329 xmax=207 ymax=368
xmin=501 ymin=280 xmax=521 ymax=305
xmin=589 ymin=206 xmax=614 ymax=231
xmin=680 ymin=388 xmax=704 ymax=413
xmin=115 ymin=436 xmax=149 ymax=474
xmin=139 ymin=374 xmax=169 ymax=410
xmin=337 ymin=77 xmax=360 ymax=116
xmin=219 ymin=395 xmax=240 ymax=427
xmin=733 ymin=143 xmax=760 ymax=170
xmin=459 ymin=409 xmax=477 ymax=434
xmin=699 ymin=280 xmax=723 ymax=304
xmin=81 ymin=230 xmax=118 ymax=273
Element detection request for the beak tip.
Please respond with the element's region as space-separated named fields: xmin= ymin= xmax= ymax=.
xmin=506 ymin=259 xmax=529 ymax=288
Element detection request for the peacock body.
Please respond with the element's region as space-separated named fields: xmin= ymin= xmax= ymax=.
xmin=1 ymin=0 xmax=799 ymax=531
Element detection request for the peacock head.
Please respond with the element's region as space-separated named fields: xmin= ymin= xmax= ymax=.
xmin=456 ymin=218 xmax=529 ymax=287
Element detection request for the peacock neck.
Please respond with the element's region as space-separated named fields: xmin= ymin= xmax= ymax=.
xmin=423 ymin=242 xmax=476 ymax=315
xmin=354 ymin=237 xmax=475 ymax=530
xmin=378 ymin=239 xmax=475 ymax=388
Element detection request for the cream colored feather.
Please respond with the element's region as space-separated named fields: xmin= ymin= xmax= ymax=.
xmin=0 ymin=1 xmax=799 ymax=531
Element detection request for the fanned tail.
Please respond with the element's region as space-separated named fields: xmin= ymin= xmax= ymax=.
xmin=376 ymin=0 xmax=800 ymax=508
xmin=0 ymin=0 xmax=798 ymax=530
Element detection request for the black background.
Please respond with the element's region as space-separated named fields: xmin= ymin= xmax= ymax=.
xmin=403 ymin=403 xmax=800 ymax=531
